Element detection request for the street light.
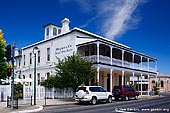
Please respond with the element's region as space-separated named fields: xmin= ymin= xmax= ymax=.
xmin=33 ymin=46 xmax=39 ymax=105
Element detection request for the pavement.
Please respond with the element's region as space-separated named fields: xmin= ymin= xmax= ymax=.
xmin=0 ymin=98 xmax=76 ymax=113
xmin=0 ymin=95 xmax=162 ymax=113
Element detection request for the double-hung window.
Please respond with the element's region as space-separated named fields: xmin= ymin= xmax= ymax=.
xmin=47 ymin=48 xmax=50 ymax=61
xmin=38 ymin=51 xmax=40 ymax=63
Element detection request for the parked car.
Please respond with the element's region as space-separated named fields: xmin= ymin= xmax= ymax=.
xmin=75 ymin=86 xmax=113 ymax=105
xmin=112 ymin=85 xmax=139 ymax=101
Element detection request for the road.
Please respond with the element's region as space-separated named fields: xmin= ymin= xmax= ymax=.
xmin=39 ymin=93 xmax=170 ymax=113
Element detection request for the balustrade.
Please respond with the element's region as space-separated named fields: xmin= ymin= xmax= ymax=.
xmin=83 ymin=55 xmax=156 ymax=72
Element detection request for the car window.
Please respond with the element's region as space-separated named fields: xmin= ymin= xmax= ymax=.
xmin=125 ymin=86 xmax=134 ymax=92
xmin=99 ymin=87 xmax=106 ymax=92
xmin=113 ymin=86 xmax=121 ymax=91
xmin=129 ymin=87 xmax=134 ymax=92
xmin=89 ymin=87 xmax=99 ymax=92
xmin=89 ymin=87 xmax=106 ymax=92
xmin=124 ymin=86 xmax=127 ymax=92
xmin=77 ymin=87 xmax=86 ymax=92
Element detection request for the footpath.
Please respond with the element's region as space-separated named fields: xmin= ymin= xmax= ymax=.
xmin=0 ymin=95 xmax=162 ymax=113
xmin=0 ymin=98 xmax=75 ymax=113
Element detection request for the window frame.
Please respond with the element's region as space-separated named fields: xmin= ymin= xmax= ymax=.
xmin=23 ymin=55 xmax=25 ymax=66
xmin=29 ymin=53 xmax=32 ymax=64
xmin=38 ymin=50 xmax=40 ymax=63
xmin=53 ymin=27 xmax=57 ymax=36
xmin=47 ymin=48 xmax=50 ymax=61
xmin=46 ymin=27 xmax=49 ymax=36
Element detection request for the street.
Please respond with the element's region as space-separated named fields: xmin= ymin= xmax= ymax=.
xmin=39 ymin=93 xmax=170 ymax=113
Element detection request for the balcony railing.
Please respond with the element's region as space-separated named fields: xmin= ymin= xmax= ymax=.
xmin=83 ymin=55 xmax=157 ymax=73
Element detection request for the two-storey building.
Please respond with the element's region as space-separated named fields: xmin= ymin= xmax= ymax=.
xmin=14 ymin=18 xmax=158 ymax=95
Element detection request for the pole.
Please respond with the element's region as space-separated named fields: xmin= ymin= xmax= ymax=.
xmin=138 ymin=76 xmax=139 ymax=92
xmin=11 ymin=42 xmax=15 ymax=109
xmin=45 ymin=86 xmax=46 ymax=105
xmin=44 ymin=74 xmax=47 ymax=105
xmin=33 ymin=46 xmax=39 ymax=105
xmin=34 ymin=53 xmax=36 ymax=105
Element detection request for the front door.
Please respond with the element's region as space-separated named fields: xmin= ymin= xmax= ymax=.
xmin=107 ymin=74 xmax=110 ymax=91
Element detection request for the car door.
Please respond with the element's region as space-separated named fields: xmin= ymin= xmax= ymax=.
xmin=128 ymin=87 xmax=135 ymax=98
xmin=99 ymin=87 xmax=107 ymax=100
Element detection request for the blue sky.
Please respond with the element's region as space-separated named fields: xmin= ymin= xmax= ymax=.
xmin=0 ymin=0 xmax=170 ymax=74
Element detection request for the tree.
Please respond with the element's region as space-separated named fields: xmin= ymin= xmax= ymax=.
xmin=41 ymin=76 xmax=56 ymax=88
xmin=41 ymin=54 xmax=97 ymax=91
xmin=153 ymin=82 xmax=160 ymax=95
xmin=0 ymin=29 xmax=7 ymax=82
xmin=14 ymin=83 xmax=23 ymax=99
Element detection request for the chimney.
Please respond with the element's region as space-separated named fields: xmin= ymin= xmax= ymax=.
xmin=61 ymin=18 xmax=70 ymax=34
xmin=14 ymin=48 xmax=19 ymax=57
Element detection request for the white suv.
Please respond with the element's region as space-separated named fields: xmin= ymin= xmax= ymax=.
xmin=75 ymin=86 xmax=112 ymax=105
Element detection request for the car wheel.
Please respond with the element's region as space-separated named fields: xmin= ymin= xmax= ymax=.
xmin=134 ymin=95 xmax=138 ymax=100
xmin=107 ymin=96 xmax=112 ymax=103
xmin=125 ymin=95 xmax=129 ymax=101
xmin=91 ymin=97 xmax=97 ymax=105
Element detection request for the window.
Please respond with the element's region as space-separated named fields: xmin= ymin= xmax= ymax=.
xmin=161 ymin=81 xmax=164 ymax=87
xmin=23 ymin=75 xmax=25 ymax=79
xmin=47 ymin=48 xmax=50 ymax=61
xmin=58 ymin=29 xmax=61 ymax=35
xmin=152 ymin=80 xmax=155 ymax=84
xmin=47 ymin=72 xmax=50 ymax=79
xmin=46 ymin=28 xmax=49 ymax=36
xmin=23 ymin=55 xmax=25 ymax=66
xmin=91 ymin=46 xmax=95 ymax=55
xmin=89 ymin=87 xmax=97 ymax=92
xmin=38 ymin=51 xmax=40 ymax=63
xmin=19 ymin=58 xmax=21 ymax=67
xmin=29 ymin=74 xmax=32 ymax=86
xmin=37 ymin=73 xmax=40 ymax=85
xmin=89 ymin=87 xmax=103 ymax=92
xmin=99 ymin=87 xmax=106 ymax=92
xmin=124 ymin=87 xmax=127 ymax=92
xmin=77 ymin=87 xmax=86 ymax=92
xmin=126 ymin=87 xmax=134 ymax=92
xmin=29 ymin=53 xmax=32 ymax=64
xmin=53 ymin=28 xmax=57 ymax=36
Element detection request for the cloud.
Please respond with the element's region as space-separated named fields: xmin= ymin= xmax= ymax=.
xmin=78 ymin=0 xmax=146 ymax=40
xmin=101 ymin=0 xmax=144 ymax=40
xmin=61 ymin=0 xmax=145 ymax=40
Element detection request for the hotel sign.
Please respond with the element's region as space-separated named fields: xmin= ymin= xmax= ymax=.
xmin=55 ymin=44 xmax=73 ymax=58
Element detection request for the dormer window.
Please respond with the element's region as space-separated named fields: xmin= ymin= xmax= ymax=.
xmin=44 ymin=24 xmax=62 ymax=40
xmin=53 ymin=28 xmax=57 ymax=36
xmin=46 ymin=27 xmax=49 ymax=36
xmin=58 ymin=29 xmax=61 ymax=35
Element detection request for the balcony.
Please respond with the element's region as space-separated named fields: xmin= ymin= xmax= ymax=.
xmin=83 ymin=55 xmax=157 ymax=73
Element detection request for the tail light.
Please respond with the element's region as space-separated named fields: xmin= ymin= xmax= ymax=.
xmin=86 ymin=90 xmax=89 ymax=94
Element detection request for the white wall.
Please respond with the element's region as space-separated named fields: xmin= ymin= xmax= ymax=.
xmin=21 ymin=33 xmax=76 ymax=84
xmin=75 ymin=32 xmax=97 ymax=45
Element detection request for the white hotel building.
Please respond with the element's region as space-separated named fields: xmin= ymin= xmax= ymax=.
xmin=14 ymin=18 xmax=158 ymax=95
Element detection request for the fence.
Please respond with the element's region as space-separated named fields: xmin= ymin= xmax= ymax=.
xmin=0 ymin=85 xmax=11 ymax=101
xmin=23 ymin=86 xmax=74 ymax=100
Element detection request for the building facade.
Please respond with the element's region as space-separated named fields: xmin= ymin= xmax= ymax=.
xmin=14 ymin=18 xmax=158 ymax=95
xmin=150 ymin=74 xmax=170 ymax=93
